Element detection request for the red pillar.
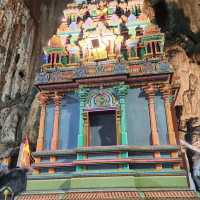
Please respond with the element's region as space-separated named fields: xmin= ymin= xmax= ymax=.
xmin=144 ymin=84 xmax=162 ymax=170
xmin=35 ymin=93 xmax=48 ymax=174
xmin=49 ymin=92 xmax=62 ymax=174
xmin=51 ymin=93 xmax=62 ymax=150
xmin=36 ymin=93 xmax=48 ymax=151
xmin=160 ymin=84 xmax=180 ymax=169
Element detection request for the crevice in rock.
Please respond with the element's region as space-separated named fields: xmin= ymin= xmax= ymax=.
xmin=18 ymin=70 xmax=25 ymax=79
xmin=175 ymin=105 xmax=182 ymax=126
xmin=15 ymin=54 xmax=20 ymax=64
xmin=152 ymin=0 xmax=168 ymax=32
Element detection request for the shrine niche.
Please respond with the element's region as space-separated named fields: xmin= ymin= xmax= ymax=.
xmin=89 ymin=110 xmax=117 ymax=146
xmin=83 ymin=89 xmax=120 ymax=147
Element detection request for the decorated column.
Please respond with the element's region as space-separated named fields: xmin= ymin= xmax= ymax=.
xmin=77 ymin=87 xmax=88 ymax=172
xmin=115 ymin=83 xmax=129 ymax=169
xmin=36 ymin=93 xmax=48 ymax=151
xmin=49 ymin=93 xmax=62 ymax=174
xmin=51 ymin=92 xmax=62 ymax=150
xmin=160 ymin=85 xmax=179 ymax=169
xmin=35 ymin=93 xmax=48 ymax=174
xmin=160 ymin=85 xmax=177 ymax=145
xmin=144 ymin=84 xmax=162 ymax=170
xmin=78 ymin=87 xmax=88 ymax=147
xmin=115 ymin=83 xmax=129 ymax=145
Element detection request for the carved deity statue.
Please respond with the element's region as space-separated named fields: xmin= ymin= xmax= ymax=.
xmin=125 ymin=36 xmax=138 ymax=59
xmin=97 ymin=0 xmax=108 ymax=21
xmin=101 ymin=26 xmax=116 ymax=58
xmin=67 ymin=37 xmax=80 ymax=64
xmin=115 ymin=35 xmax=124 ymax=58
xmin=182 ymin=74 xmax=200 ymax=125
xmin=88 ymin=4 xmax=97 ymax=17
xmin=91 ymin=38 xmax=107 ymax=61
xmin=107 ymin=1 xmax=117 ymax=15
xmin=57 ymin=23 xmax=69 ymax=46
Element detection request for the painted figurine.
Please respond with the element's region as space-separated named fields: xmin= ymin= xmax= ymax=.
xmin=115 ymin=35 xmax=124 ymax=58
xmin=97 ymin=0 xmax=108 ymax=21
xmin=67 ymin=37 xmax=80 ymax=64
xmin=126 ymin=36 xmax=138 ymax=58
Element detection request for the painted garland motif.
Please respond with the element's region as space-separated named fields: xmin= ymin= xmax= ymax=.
xmin=86 ymin=89 xmax=118 ymax=109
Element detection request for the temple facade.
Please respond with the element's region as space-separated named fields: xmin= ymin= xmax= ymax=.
xmin=16 ymin=0 xmax=199 ymax=199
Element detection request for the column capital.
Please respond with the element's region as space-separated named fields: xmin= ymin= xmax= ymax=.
xmin=38 ymin=93 xmax=48 ymax=106
xmin=78 ymin=87 xmax=89 ymax=101
xmin=114 ymin=83 xmax=129 ymax=98
xmin=36 ymin=93 xmax=48 ymax=152
xmin=53 ymin=92 xmax=63 ymax=106
xmin=143 ymin=84 xmax=157 ymax=98
xmin=160 ymin=84 xmax=173 ymax=102
xmin=160 ymin=84 xmax=171 ymax=95
xmin=51 ymin=92 xmax=62 ymax=152
xmin=160 ymin=84 xmax=177 ymax=147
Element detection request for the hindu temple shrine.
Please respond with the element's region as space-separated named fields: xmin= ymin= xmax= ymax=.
xmin=16 ymin=0 xmax=200 ymax=199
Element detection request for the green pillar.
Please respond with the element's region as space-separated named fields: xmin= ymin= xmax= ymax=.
xmin=120 ymin=96 xmax=128 ymax=145
xmin=77 ymin=87 xmax=88 ymax=172
xmin=115 ymin=83 xmax=129 ymax=145
xmin=115 ymin=83 xmax=129 ymax=169
xmin=77 ymin=87 xmax=88 ymax=147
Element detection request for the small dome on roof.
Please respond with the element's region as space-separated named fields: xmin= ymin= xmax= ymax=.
xmin=144 ymin=24 xmax=160 ymax=35
xmin=57 ymin=23 xmax=69 ymax=33
xmin=49 ymin=35 xmax=63 ymax=48
xmin=111 ymin=14 xmax=120 ymax=24
xmin=84 ymin=18 xmax=94 ymax=28
xmin=69 ymin=22 xmax=79 ymax=31
xmin=138 ymin=13 xmax=148 ymax=21
xmin=127 ymin=14 xmax=136 ymax=23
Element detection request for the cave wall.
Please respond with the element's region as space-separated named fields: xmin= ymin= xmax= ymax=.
xmin=0 ymin=0 xmax=36 ymax=146
xmin=0 ymin=0 xmax=66 ymax=150
xmin=153 ymin=0 xmax=200 ymax=60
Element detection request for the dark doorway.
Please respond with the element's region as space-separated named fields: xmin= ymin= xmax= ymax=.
xmin=89 ymin=111 xmax=116 ymax=146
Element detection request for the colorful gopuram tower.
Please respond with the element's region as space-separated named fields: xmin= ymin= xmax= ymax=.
xmin=17 ymin=0 xmax=199 ymax=199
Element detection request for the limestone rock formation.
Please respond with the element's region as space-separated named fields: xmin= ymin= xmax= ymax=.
xmin=0 ymin=0 xmax=35 ymax=147
xmin=0 ymin=0 xmax=66 ymax=148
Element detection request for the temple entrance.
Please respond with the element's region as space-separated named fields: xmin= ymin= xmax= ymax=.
xmin=89 ymin=110 xmax=116 ymax=146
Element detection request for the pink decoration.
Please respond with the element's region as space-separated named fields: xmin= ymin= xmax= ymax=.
xmin=128 ymin=14 xmax=136 ymax=24
xmin=85 ymin=18 xmax=94 ymax=29
xmin=111 ymin=14 xmax=120 ymax=24
xmin=69 ymin=22 xmax=78 ymax=31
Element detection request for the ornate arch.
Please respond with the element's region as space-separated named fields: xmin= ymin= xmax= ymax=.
xmin=85 ymin=89 xmax=118 ymax=109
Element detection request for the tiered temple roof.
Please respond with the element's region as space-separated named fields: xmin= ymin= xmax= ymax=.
xmin=36 ymin=0 xmax=170 ymax=86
